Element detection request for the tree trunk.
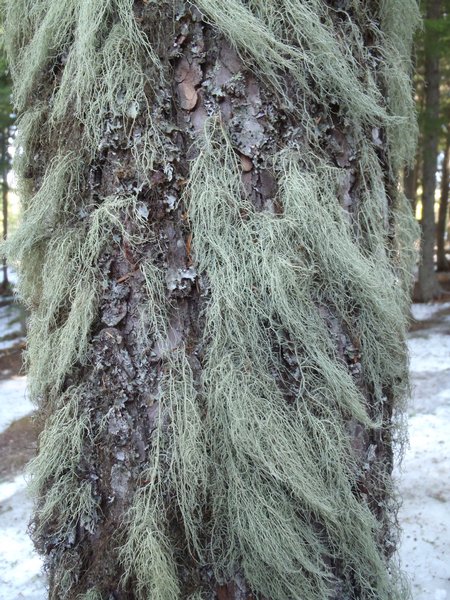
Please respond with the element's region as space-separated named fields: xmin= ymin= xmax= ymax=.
xmin=1 ymin=130 xmax=8 ymax=291
xmin=437 ymin=131 xmax=450 ymax=270
xmin=403 ymin=49 xmax=419 ymax=214
xmin=418 ymin=0 xmax=442 ymax=299
xmin=4 ymin=2 xmax=419 ymax=599
xmin=404 ymin=158 xmax=419 ymax=212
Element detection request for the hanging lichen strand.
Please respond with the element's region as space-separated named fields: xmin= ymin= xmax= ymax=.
xmin=3 ymin=0 xmax=419 ymax=599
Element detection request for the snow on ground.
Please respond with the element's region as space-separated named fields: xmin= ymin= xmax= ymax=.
xmin=0 ymin=375 xmax=45 ymax=599
xmin=0 ymin=301 xmax=449 ymax=599
xmin=0 ymin=377 xmax=32 ymax=432
xmin=398 ymin=408 xmax=450 ymax=600
xmin=0 ymin=270 xmax=45 ymax=599
xmin=0 ymin=475 xmax=46 ymax=600
xmin=0 ymin=305 xmax=23 ymax=350
xmin=396 ymin=304 xmax=450 ymax=600
xmin=0 ymin=298 xmax=25 ymax=353
xmin=411 ymin=301 xmax=450 ymax=322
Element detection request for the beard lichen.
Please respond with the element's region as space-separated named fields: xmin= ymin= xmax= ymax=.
xmin=3 ymin=0 xmax=419 ymax=598
xmin=178 ymin=122 xmax=413 ymax=598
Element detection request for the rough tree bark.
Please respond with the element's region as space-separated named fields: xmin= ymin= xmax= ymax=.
xmin=4 ymin=2 xmax=419 ymax=599
xmin=418 ymin=0 xmax=442 ymax=299
xmin=437 ymin=131 xmax=450 ymax=271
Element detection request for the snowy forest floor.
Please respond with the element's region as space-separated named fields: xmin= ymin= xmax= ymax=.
xmin=0 ymin=292 xmax=449 ymax=599
xmin=397 ymin=301 xmax=450 ymax=599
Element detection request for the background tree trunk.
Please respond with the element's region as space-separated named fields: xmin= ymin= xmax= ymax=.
xmin=404 ymin=157 xmax=419 ymax=212
xmin=437 ymin=130 xmax=450 ymax=270
xmin=4 ymin=2 xmax=419 ymax=599
xmin=0 ymin=130 xmax=8 ymax=291
xmin=418 ymin=0 xmax=442 ymax=299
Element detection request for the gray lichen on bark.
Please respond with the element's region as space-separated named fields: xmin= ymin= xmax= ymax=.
xmin=3 ymin=1 xmax=420 ymax=598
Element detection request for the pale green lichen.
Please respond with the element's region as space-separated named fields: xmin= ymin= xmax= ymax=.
xmin=379 ymin=0 xmax=421 ymax=171
xmin=3 ymin=0 xmax=420 ymax=598
xmin=119 ymin=396 xmax=180 ymax=600
xmin=179 ymin=122 xmax=412 ymax=598
xmin=6 ymin=191 xmax=146 ymax=402
xmin=77 ymin=590 xmax=103 ymax=600
xmin=4 ymin=0 xmax=165 ymax=153
xmin=195 ymin=0 xmax=385 ymax=123
xmin=120 ymin=491 xmax=180 ymax=600
xmin=187 ymin=593 xmax=205 ymax=600
xmin=28 ymin=389 xmax=97 ymax=543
